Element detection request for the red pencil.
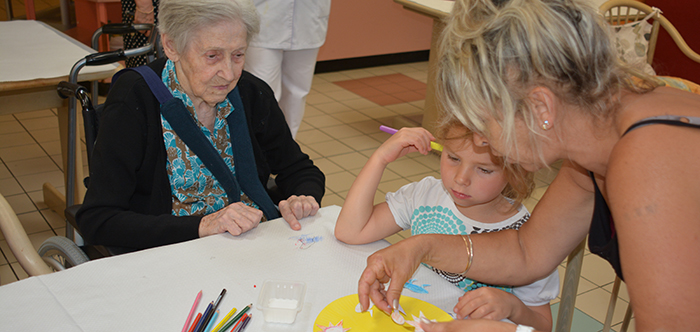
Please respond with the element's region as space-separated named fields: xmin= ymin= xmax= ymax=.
xmin=228 ymin=313 xmax=249 ymax=332
xmin=188 ymin=313 xmax=203 ymax=332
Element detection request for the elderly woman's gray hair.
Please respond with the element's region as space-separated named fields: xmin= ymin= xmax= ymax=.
xmin=158 ymin=0 xmax=260 ymax=53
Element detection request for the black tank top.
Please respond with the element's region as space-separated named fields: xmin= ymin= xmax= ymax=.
xmin=588 ymin=115 xmax=700 ymax=281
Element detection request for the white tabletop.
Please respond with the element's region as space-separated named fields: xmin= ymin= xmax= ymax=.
xmin=0 ymin=206 xmax=463 ymax=331
xmin=0 ymin=20 xmax=119 ymax=84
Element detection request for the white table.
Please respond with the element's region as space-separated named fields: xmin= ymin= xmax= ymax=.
xmin=0 ymin=206 xmax=464 ymax=331
xmin=0 ymin=20 xmax=121 ymax=215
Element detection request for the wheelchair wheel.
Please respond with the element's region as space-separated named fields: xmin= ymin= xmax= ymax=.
xmin=38 ymin=236 xmax=89 ymax=271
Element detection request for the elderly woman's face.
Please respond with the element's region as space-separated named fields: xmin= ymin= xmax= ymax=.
xmin=165 ymin=20 xmax=247 ymax=108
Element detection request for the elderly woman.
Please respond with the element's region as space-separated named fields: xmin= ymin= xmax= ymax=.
xmin=76 ymin=0 xmax=324 ymax=253
xmin=357 ymin=0 xmax=700 ymax=331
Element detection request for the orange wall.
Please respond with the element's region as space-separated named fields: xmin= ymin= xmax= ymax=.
xmin=317 ymin=0 xmax=434 ymax=61
xmin=644 ymin=0 xmax=700 ymax=83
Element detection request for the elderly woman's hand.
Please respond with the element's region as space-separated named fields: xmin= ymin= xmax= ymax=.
xmin=199 ymin=202 xmax=263 ymax=237
xmin=278 ymin=195 xmax=320 ymax=230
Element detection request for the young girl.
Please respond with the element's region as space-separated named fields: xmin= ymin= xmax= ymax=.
xmin=335 ymin=123 xmax=559 ymax=331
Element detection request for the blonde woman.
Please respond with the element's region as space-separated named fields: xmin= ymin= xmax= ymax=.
xmin=356 ymin=0 xmax=700 ymax=331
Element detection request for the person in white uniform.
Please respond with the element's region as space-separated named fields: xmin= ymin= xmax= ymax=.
xmin=245 ymin=0 xmax=332 ymax=138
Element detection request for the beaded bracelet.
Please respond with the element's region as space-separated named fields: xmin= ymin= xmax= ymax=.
xmin=459 ymin=234 xmax=473 ymax=275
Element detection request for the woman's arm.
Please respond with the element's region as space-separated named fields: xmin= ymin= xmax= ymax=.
xmin=335 ymin=127 xmax=435 ymax=244
xmin=606 ymin=123 xmax=700 ymax=331
xmin=76 ymin=70 xmax=202 ymax=251
xmin=359 ymin=160 xmax=594 ymax=314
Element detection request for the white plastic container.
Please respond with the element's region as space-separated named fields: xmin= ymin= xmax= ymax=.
xmin=256 ymin=280 xmax=306 ymax=323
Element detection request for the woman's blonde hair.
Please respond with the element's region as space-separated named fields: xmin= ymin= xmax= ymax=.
xmin=158 ymin=0 xmax=260 ymax=54
xmin=436 ymin=0 xmax=655 ymax=165
xmin=436 ymin=117 xmax=535 ymax=209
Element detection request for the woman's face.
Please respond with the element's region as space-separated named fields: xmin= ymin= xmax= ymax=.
xmin=165 ymin=20 xmax=248 ymax=108
xmin=474 ymin=117 xmax=548 ymax=173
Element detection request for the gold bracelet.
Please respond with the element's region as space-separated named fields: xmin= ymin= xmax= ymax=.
xmin=136 ymin=6 xmax=154 ymax=14
xmin=459 ymin=234 xmax=473 ymax=275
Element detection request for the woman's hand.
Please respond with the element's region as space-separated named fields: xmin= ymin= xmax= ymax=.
xmin=278 ymin=195 xmax=320 ymax=230
xmin=453 ymin=287 xmax=518 ymax=320
xmin=373 ymin=127 xmax=435 ymax=166
xmin=358 ymin=236 xmax=428 ymax=315
xmin=199 ymin=202 xmax=263 ymax=237
xmin=419 ymin=318 xmax=518 ymax=332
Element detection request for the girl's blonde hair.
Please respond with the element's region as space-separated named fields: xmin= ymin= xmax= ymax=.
xmin=436 ymin=0 xmax=655 ymax=165
xmin=436 ymin=117 xmax=535 ymax=209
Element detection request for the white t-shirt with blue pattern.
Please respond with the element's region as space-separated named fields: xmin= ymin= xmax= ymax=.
xmin=386 ymin=176 xmax=559 ymax=307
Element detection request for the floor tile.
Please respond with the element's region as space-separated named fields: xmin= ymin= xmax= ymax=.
xmin=575 ymin=288 xmax=628 ymax=327
xmin=324 ymin=171 xmax=358 ymax=193
xmin=4 ymin=193 xmax=36 ymax=215
xmin=0 ymin=144 xmax=47 ymax=162
xmin=295 ymin=129 xmax=335 ymax=145
xmin=328 ymin=152 xmax=369 ymax=171
xmin=0 ymin=177 xmax=24 ymax=196
xmin=551 ymin=302 xmax=604 ymax=332
xmin=303 ymin=114 xmax=344 ymax=128
xmin=5 ymin=156 xmax=60 ymax=177
xmin=15 ymin=170 xmax=64 ymax=193
xmin=330 ymin=110 xmax=372 ymax=124
xmin=312 ymin=158 xmax=344 ymax=175
xmin=318 ymin=124 xmax=364 ymax=140
xmin=305 ymin=140 xmax=353 ymax=157
xmin=0 ymin=120 xmax=26 ymax=134
xmin=17 ymin=211 xmax=53 ymax=235
xmin=581 ymin=254 xmax=617 ymax=287
xmin=321 ymin=194 xmax=344 ymax=208
xmin=18 ymin=116 xmax=58 ymax=131
xmin=313 ymin=101 xmax=354 ymax=114
xmin=340 ymin=135 xmax=382 ymax=151
xmin=0 ymin=131 xmax=35 ymax=149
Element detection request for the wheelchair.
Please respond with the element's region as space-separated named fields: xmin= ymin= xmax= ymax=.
xmin=32 ymin=23 xmax=161 ymax=272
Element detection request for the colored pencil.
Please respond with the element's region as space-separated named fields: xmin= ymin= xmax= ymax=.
xmin=214 ymin=304 xmax=251 ymax=332
xmin=182 ymin=290 xmax=203 ymax=332
xmin=188 ymin=313 xmax=202 ymax=332
xmin=229 ymin=313 xmax=248 ymax=332
xmin=379 ymin=125 xmax=443 ymax=151
xmin=204 ymin=310 xmax=219 ymax=332
xmin=199 ymin=289 xmax=226 ymax=332
xmin=234 ymin=313 xmax=252 ymax=332
xmin=193 ymin=302 xmax=213 ymax=332
xmin=211 ymin=306 xmax=237 ymax=332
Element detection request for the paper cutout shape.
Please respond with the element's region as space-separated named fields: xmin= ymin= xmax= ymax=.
xmin=354 ymin=300 xmax=374 ymax=317
xmin=406 ymin=311 xmax=438 ymax=332
xmin=404 ymin=279 xmax=431 ymax=294
xmin=391 ymin=310 xmax=405 ymax=324
xmin=313 ymin=294 xmax=452 ymax=331
xmin=317 ymin=320 xmax=351 ymax=332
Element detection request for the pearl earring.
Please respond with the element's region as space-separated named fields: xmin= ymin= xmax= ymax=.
xmin=542 ymin=120 xmax=551 ymax=131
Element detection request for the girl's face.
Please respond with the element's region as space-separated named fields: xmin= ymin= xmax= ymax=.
xmin=440 ymin=127 xmax=509 ymax=215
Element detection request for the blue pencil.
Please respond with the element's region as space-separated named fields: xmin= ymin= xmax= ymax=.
xmin=192 ymin=302 xmax=213 ymax=332
xmin=204 ymin=310 xmax=219 ymax=332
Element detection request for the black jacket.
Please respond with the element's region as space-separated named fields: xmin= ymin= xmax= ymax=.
xmin=76 ymin=58 xmax=324 ymax=251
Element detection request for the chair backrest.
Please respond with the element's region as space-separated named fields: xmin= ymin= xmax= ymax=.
xmin=600 ymin=0 xmax=700 ymax=65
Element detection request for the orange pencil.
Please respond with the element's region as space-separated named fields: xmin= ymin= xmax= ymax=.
xmin=188 ymin=313 xmax=203 ymax=332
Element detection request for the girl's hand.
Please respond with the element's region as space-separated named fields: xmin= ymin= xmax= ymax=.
xmin=199 ymin=202 xmax=263 ymax=237
xmin=279 ymin=195 xmax=320 ymax=230
xmin=453 ymin=287 xmax=518 ymax=320
xmin=373 ymin=127 xmax=435 ymax=165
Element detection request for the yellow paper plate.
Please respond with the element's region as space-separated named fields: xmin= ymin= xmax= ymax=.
xmin=313 ymin=294 xmax=452 ymax=331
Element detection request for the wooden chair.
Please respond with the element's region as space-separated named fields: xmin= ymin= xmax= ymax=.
xmin=600 ymin=0 xmax=700 ymax=66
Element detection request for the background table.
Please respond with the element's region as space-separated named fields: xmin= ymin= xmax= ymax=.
xmin=0 ymin=20 xmax=121 ymax=216
xmin=0 ymin=205 xmax=464 ymax=331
